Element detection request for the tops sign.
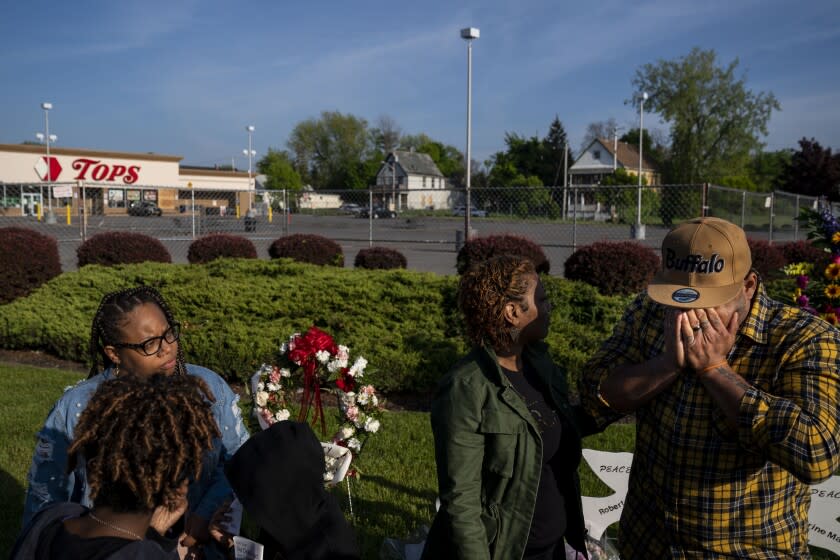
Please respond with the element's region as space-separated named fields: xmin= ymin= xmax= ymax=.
xmin=35 ymin=156 xmax=141 ymax=184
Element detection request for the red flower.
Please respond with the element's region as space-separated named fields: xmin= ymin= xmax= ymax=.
xmin=336 ymin=375 xmax=356 ymax=392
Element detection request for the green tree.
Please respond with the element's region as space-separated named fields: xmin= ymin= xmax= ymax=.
xmin=779 ymin=138 xmax=840 ymax=200
xmin=287 ymin=111 xmax=372 ymax=189
xmin=541 ymin=115 xmax=569 ymax=186
xmin=630 ymin=47 xmax=780 ymax=184
xmin=620 ymin=128 xmax=668 ymax=171
xmin=748 ymin=149 xmax=791 ymax=192
xmin=257 ymin=148 xmax=303 ymax=192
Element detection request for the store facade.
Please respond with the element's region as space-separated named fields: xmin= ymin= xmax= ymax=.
xmin=0 ymin=143 xmax=252 ymax=217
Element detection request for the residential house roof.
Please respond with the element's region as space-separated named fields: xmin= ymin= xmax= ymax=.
xmin=385 ymin=150 xmax=444 ymax=177
xmin=571 ymin=137 xmax=659 ymax=173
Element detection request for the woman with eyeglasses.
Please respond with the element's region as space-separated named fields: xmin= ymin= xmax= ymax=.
xmin=22 ymin=285 xmax=250 ymax=559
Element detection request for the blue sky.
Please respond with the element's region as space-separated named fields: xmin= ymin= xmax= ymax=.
xmin=1 ymin=0 xmax=839 ymax=170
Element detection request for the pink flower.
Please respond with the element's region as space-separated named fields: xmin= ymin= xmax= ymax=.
xmin=260 ymin=408 xmax=274 ymax=425
xmin=833 ymin=255 xmax=840 ymax=265
xmin=345 ymin=406 xmax=359 ymax=422
xmin=360 ymin=385 xmax=376 ymax=396
xmin=796 ymin=294 xmax=810 ymax=306
xmin=269 ymin=368 xmax=281 ymax=384
xmin=796 ymin=275 xmax=809 ymax=289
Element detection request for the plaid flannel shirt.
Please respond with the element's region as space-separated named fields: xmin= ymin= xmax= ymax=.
xmin=580 ymin=284 xmax=840 ymax=559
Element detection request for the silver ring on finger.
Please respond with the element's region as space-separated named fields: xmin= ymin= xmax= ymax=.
xmin=691 ymin=323 xmax=701 ymax=332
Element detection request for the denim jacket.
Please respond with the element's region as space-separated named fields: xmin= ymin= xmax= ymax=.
xmin=22 ymin=364 xmax=250 ymax=526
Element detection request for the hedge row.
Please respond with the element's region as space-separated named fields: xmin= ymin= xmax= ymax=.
xmin=0 ymin=259 xmax=629 ymax=393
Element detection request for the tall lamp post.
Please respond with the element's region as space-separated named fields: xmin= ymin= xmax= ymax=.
xmin=390 ymin=153 xmax=399 ymax=211
xmin=633 ymin=92 xmax=648 ymax=240
xmin=41 ymin=102 xmax=57 ymax=223
xmin=244 ymin=125 xmax=256 ymax=211
xmin=460 ymin=27 xmax=479 ymax=242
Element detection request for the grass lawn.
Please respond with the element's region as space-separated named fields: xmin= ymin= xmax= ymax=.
xmin=1 ymin=363 xmax=836 ymax=559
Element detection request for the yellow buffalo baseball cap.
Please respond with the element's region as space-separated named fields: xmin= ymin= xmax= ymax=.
xmin=647 ymin=217 xmax=752 ymax=309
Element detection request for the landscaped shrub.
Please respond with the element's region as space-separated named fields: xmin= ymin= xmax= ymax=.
xmin=188 ymin=234 xmax=257 ymax=264
xmin=354 ymin=247 xmax=407 ymax=270
xmin=746 ymin=238 xmax=786 ymax=280
xmin=268 ymin=234 xmax=344 ymax=267
xmin=0 ymin=259 xmax=630 ymax=394
xmin=456 ymin=234 xmax=550 ymax=275
xmin=0 ymin=227 xmax=61 ymax=304
xmin=777 ymin=239 xmax=828 ymax=267
xmin=77 ymin=232 xmax=171 ymax=267
xmin=564 ymin=241 xmax=660 ymax=296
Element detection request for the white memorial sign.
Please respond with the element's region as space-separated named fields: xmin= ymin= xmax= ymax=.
xmin=581 ymin=449 xmax=840 ymax=555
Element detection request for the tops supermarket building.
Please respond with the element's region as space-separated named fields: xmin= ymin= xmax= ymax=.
xmin=0 ymin=143 xmax=252 ymax=217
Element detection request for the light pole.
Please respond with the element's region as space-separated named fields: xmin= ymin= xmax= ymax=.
xmin=460 ymin=27 xmax=479 ymax=242
xmin=41 ymin=102 xmax=57 ymax=223
xmin=390 ymin=153 xmax=399 ymax=211
xmin=244 ymin=125 xmax=256 ymax=212
xmin=633 ymin=92 xmax=648 ymax=240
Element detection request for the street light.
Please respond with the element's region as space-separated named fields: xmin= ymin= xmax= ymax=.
xmin=460 ymin=26 xmax=479 ymax=242
xmin=390 ymin=153 xmax=399 ymax=211
xmin=41 ymin=102 xmax=57 ymax=223
xmin=245 ymin=125 xmax=256 ymax=211
xmin=633 ymin=92 xmax=648 ymax=240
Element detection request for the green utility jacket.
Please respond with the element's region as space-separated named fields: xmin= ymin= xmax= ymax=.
xmin=422 ymin=343 xmax=597 ymax=560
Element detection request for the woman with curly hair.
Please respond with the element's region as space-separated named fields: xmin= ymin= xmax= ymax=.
xmin=12 ymin=374 xmax=219 ymax=558
xmin=422 ymin=254 xmax=599 ymax=560
xmin=22 ymin=286 xmax=250 ymax=558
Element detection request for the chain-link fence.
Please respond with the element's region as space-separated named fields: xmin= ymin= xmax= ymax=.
xmin=0 ymin=181 xmax=832 ymax=276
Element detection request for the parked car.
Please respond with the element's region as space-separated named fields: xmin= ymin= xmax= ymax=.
xmin=452 ymin=205 xmax=488 ymax=218
xmin=358 ymin=206 xmax=397 ymax=219
xmin=128 ymin=201 xmax=162 ymax=216
xmin=338 ymin=203 xmax=363 ymax=215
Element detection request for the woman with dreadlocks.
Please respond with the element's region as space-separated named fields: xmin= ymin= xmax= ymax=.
xmin=13 ymin=374 xmax=219 ymax=559
xmin=22 ymin=285 xmax=250 ymax=558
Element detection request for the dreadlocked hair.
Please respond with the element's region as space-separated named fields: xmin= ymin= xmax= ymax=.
xmin=67 ymin=374 xmax=220 ymax=513
xmin=458 ymin=254 xmax=536 ymax=351
xmin=88 ymin=285 xmax=187 ymax=379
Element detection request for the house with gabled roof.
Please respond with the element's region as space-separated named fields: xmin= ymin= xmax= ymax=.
xmin=373 ymin=150 xmax=452 ymax=211
xmin=570 ymin=138 xmax=660 ymax=186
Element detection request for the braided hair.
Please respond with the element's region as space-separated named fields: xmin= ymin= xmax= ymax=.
xmin=88 ymin=286 xmax=187 ymax=379
xmin=458 ymin=254 xmax=536 ymax=351
xmin=67 ymin=374 xmax=220 ymax=513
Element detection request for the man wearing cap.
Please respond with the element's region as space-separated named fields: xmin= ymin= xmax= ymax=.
xmin=580 ymin=217 xmax=840 ymax=558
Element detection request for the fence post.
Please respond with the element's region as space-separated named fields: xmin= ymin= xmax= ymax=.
xmin=768 ymin=192 xmax=775 ymax=244
xmin=572 ymin=186 xmax=578 ymax=251
xmin=368 ymin=190 xmax=373 ymax=247
xmin=741 ymin=191 xmax=746 ymax=229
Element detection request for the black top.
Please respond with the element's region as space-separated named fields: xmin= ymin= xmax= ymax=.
xmin=503 ymin=361 xmax=573 ymax=550
xmin=36 ymin=521 xmax=133 ymax=560
xmin=225 ymin=420 xmax=360 ymax=560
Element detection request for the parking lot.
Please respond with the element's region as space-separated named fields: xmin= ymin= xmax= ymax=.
xmin=5 ymin=211 xmax=801 ymax=277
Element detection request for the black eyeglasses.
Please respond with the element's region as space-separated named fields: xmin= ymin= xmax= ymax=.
xmin=113 ymin=323 xmax=180 ymax=356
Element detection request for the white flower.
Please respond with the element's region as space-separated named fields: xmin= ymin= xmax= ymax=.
xmin=347 ymin=438 xmax=362 ymax=452
xmin=315 ymin=350 xmax=330 ymax=364
xmin=279 ymin=368 xmax=291 ymax=378
xmin=274 ymin=409 xmax=290 ymax=422
xmin=327 ymin=359 xmax=343 ymax=373
xmin=364 ymin=417 xmax=380 ymax=434
xmin=371 ymin=395 xmax=379 ymax=407
xmin=338 ymin=425 xmax=355 ymax=439
xmin=255 ymin=391 xmax=269 ymax=407
xmin=267 ymin=382 xmax=280 ymax=392
xmin=337 ymin=345 xmax=350 ymax=362
xmin=339 ymin=391 xmax=356 ymax=407
xmin=257 ymin=382 xmax=265 ymax=391
xmin=279 ymin=342 xmax=288 ymax=353
xmin=348 ymin=356 xmax=367 ymax=378
xmin=357 ymin=392 xmax=370 ymax=406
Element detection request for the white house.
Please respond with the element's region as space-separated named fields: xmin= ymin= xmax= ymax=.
xmin=374 ymin=150 xmax=452 ymax=211
xmin=570 ymin=138 xmax=660 ymax=186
